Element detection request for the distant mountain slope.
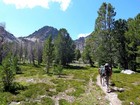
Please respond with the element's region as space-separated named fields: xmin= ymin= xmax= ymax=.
xmin=0 ymin=24 xmax=91 ymax=53
xmin=74 ymin=37 xmax=85 ymax=52
xmin=25 ymin=26 xmax=58 ymax=41
xmin=74 ymin=34 xmax=91 ymax=52
xmin=0 ymin=26 xmax=18 ymax=42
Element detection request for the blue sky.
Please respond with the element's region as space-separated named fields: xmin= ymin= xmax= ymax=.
xmin=0 ymin=0 xmax=139 ymax=40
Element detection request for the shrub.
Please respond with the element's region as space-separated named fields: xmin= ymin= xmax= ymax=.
xmin=11 ymin=56 xmax=22 ymax=74
xmin=59 ymin=99 xmax=70 ymax=105
xmin=41 ymin=97 xmax=54 ymax=105
xmin=0 ymin=92 xmax=13 ymax=104
xmin=2 ymin=55 xmax=14 ymax=92
xmin=51 ymin=79 xmax=68 ymax=92
xmin=53 ymin=64 xmax=63 ymax=77
xmin=23 ymin=83 xmax=53 ymax=99
xmin=0 ymin=96 xmax=7 ymax=105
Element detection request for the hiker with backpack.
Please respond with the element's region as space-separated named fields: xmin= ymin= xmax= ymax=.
xmin=98 ymin=65 xmax=106 ymax=86
xmin=104 ymin=63 xmax=112 ymax=92
xmin=99 ymin=63 xmax=112 ymax=92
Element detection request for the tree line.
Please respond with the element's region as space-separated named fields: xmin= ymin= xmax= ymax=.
xmin=83 ymin=2 xmax=140 ymax=71
xmin=0 ymin=28 xmax=77 ymax=72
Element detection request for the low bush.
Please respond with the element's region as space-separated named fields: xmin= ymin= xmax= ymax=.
xmin=23 ymin=83 xmax=53 ymax=99
xmin=59 ymin=99 xmax=70 ymax=105
xmin=68 ymin=86 xmax=84 ymax=97
xmin=51 ymin=79 xmax=69 ymax=92
xmin=41 ymin=97 xmax=54 ymax=105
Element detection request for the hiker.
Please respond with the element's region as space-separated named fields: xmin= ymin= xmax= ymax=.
xmin=98 ymin=65 xmax=105 ymax=86
xmin=104 ymin=63 xmax=112 ymax=92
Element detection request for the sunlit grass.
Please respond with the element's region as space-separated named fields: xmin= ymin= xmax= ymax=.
xmin=111 ymin=71 xmax=140 ymax=105
xmin=2 ymin=63 xmax=133 ymax=105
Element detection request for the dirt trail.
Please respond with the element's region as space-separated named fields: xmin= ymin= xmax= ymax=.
xmin=96 ymin=75 xmax=122 ymax=105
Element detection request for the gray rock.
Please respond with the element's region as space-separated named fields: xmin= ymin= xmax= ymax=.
xmin=121 ymin=70 xmax=135 ymax=74
xmin=9 ymin=102 xmax=20 ymax=105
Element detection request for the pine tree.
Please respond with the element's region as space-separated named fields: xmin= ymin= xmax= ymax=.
xmin=75 ymin=49 xmax=81 ymax=61
xmin=54 ymin=28 xmax=75 ymax=66
xmin=113 ymin=19 xmax=128 ymax=69
xmin=53 ymin=63 xmax=63 ymax=78
xmin=2 ymin=54 xmax=14 ymax=91
xmin=125 ymin=14 xmax=140 ymax=71
xmin=82 ymin=37 xmax=94 ymax=66
xmin=43 ymin=35 xmax=54 ymax=74
xmin=11 ymin=56 xmax=21 ymax=74
xmin=94 ymin=2 xmax=116 ymax=66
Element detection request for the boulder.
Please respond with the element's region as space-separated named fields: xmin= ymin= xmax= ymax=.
xmin=10 ymin=102 xmax=20 ymax=105
xmin=121 ymin=69 xmax=135 ymax=74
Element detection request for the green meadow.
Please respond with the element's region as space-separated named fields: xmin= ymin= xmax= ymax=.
xmin=0 ymin=64 xmax=140 ymax=105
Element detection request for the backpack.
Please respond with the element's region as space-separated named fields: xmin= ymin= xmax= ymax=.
xmin=105 ymin=66 xmax=111 ymax=76
xmin=100 ymin=66 xmax=105 ymax=76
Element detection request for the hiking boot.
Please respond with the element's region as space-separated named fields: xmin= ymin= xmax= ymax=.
xmin=107 ymin=89 xmax=110 ymax=93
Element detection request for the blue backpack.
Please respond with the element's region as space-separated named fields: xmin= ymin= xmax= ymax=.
xmin=100 ymin=66 xmax=105 ymax=76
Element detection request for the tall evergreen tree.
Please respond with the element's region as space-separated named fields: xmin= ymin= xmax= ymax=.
xmin=94 ymin=2 xmax=116 ymax=66
xmin=54 ymin=28 xmax=75 ymax=66
xmin=113 ymin=19 xmax=128 ymax=69
xmin=43 ymin=35 xmax=54 ymax=73
xmin=82 ymin=37 xmax=94 ymax=67
xmin=75 ymin=49 xmax=81 ymax=61
xmin=125 ymin=14 xmax=140 ymax=71
xmin=2 ymin=54 xmax=14 ymax=91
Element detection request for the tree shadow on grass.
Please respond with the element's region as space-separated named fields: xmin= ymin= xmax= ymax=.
xmin=113 ymin=70 xmax=121 ymax=73
xmin=64 ymin=65 xmax=88 ymax=70
xmin=136 ymin=69 xmax=140 ymax=73
xmin=4 ymin=82 xmax=27 ymax=95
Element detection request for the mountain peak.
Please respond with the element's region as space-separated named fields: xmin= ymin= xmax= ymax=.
xmin=25 ymin=26 xmax=58 ymax=41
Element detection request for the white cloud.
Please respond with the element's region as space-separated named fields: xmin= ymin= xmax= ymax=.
xmin=78 ymin=33 xmax=90 ymax=38
xmin=52 ymin=0 xmax=71 ymax=11
xmin=2 ymin=0 xmax=71 ymax=11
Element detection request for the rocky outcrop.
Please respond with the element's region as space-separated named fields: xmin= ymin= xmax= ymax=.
xmin=0 ymin=26 xmax=18 ymax=42
xmin=74 ymin=37 xmax=85 ymax=52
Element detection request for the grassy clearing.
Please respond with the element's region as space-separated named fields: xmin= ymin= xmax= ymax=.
xmin=1 ymin=63 xmax=140 ymax=105
xmin=112 ymin=69 xmax=140 ymax=105
xmin=0 ymin=64 xmax=108 ymax=105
